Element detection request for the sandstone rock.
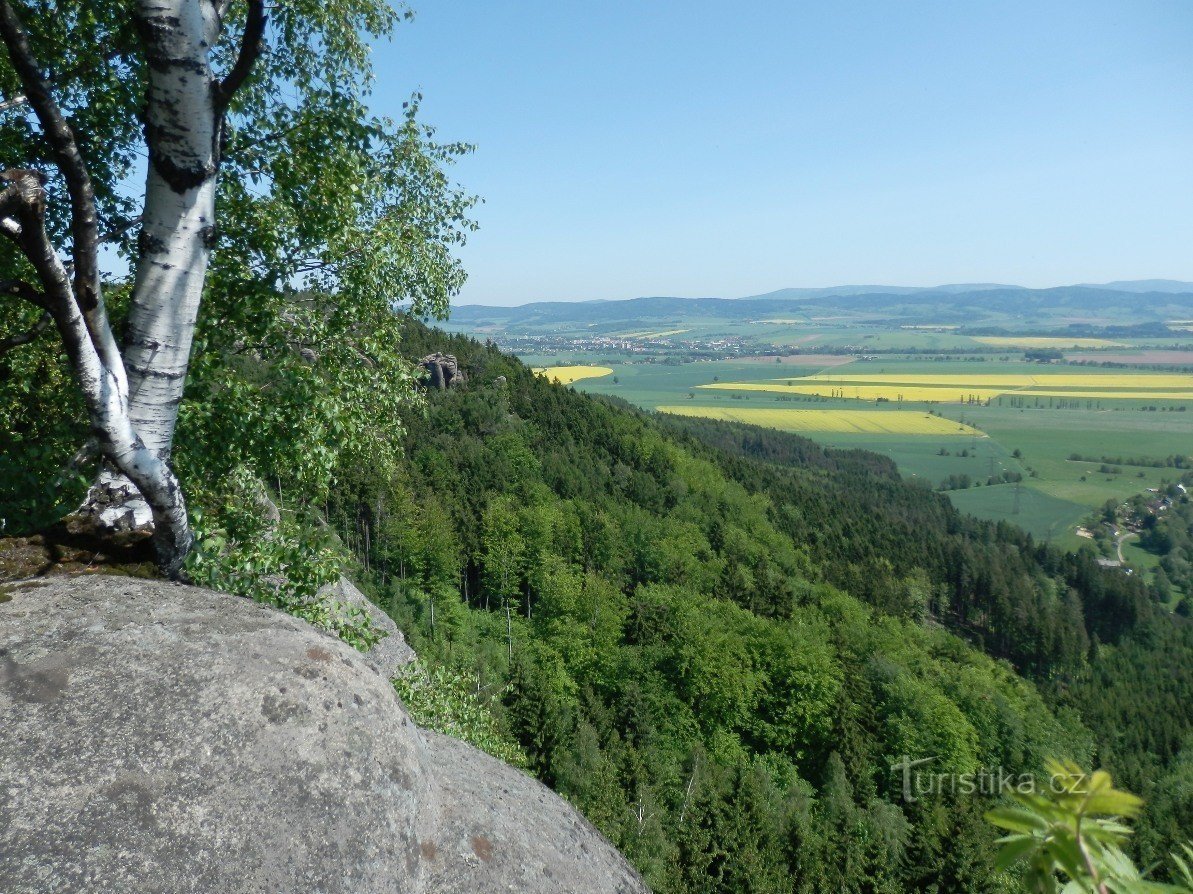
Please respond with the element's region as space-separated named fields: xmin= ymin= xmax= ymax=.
xmin=0 ymin=575 xmax=648 ymax=894
xmin=419 ymin=353 xmax=465 ymax=390
xmin=422 ymin=731 xmax=647 ymax=894
xmin=318 ymin=575 xmax=415 ymax=678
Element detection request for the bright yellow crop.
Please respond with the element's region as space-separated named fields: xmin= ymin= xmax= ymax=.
xmin=699 ymin=382 xmax=1009 ymax=402
xmin=657 ymin=406 xmax=984 ymax=435
xmin=972 ymin=337 xmax=1127 ymax=348
xmin=533 ymin=366 xmax=614 ymax=385
xmin=700 ymin=371 xmax=1193 ymax=402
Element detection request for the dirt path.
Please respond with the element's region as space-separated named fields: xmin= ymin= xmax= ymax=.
xmin=1116 ymin=531 xmax=1137 ymax=564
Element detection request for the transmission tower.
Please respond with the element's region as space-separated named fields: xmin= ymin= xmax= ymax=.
xmin=1012 ymin=481 xmax=1022 ymax=515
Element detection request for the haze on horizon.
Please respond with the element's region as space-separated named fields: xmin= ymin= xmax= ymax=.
xmin=375 ymin=1 xmax=1193 ymax=307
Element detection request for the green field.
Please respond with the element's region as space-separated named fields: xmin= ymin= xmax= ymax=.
xmin=567 ymin=356 xmax=1193 ymax=548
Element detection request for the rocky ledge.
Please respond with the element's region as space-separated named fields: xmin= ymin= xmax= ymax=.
xmin=0 ymin=575 xmax=648 ymax=894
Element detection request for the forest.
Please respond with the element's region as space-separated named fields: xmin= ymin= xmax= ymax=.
xmin=332 ymin=324 xmax=1193 ymax=892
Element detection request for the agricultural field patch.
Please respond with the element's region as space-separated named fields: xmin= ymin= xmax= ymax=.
xmin=946 ymin=484 xmax=1089 ymax=543
xmin=533 ymin=365 xmax=614 ymax=384
xmin=656 ymin=406 xmax=983 ymax=436
xmin=699 ymin=381 xmax=1010 ymax=402
xmin=972 ymin=336 xmax=1127 ymax=348
xmin=618 ymin=328 xmax=691 ymax=339
xmin=1066 ymin=351 xmax=1193 ymax=365
xmin=696 ymin=371 xmax=1193 ymax=403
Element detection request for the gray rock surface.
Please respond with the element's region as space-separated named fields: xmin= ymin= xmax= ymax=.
xmin=422 ymin=731 xmax=646 ymax=894
xmin=318 ymin=575 xmax=416 ymax=677
xmin=419 ymin=353 xmax=465 ymax=389
xmin=0 ymin=575 xmax=648 ymax=894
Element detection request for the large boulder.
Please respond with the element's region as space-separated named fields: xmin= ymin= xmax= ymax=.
xmin=0 ymin=575 xmax=647 ymax=894
xmin=419 ymin=353 xmax=465 ymax=390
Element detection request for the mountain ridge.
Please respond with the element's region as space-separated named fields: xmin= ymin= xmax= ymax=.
xmin=454 ymin=279 xmax=1193 ymax=313
xmin=448 ymin=283 xmax=1193 ymax=329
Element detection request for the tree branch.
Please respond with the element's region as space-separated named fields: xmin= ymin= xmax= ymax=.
xmin=0 ymin=4 xmax=127 ymax=396
xmin=216 ymin=0 xmax=266 ymax=112
xmin=100 ymin=213 xmax=143 ymax=245
xmin=0 ymin=307 xmax=51 ymax=356
xmin=0 ymin=276 xmax=49 ymax=309
xmin=0 ymin=2 xmax=99 ymax=293
xmin=0 ymin=172 xmax=79 ymax=320
xmin=0 ymin=93 xmax=26 ymax=112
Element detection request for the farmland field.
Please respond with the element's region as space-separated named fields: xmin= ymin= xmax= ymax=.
xmin=697 ymin=371 xmax=1193 ymax=402
xmin=700 ymin=381 xmax=1011 ymax=402
xmin=568 ymin=356 xmax=1193 ymax=549
xmin=533 ymin=365 xmax=614 ymax=384
xmin=655 ymin=406 xmax=982 ymax=436
xmin=619 ymin=328 xmax=690 ymax=339
xmin=972 ymin=336 xmax=1126 ymax=348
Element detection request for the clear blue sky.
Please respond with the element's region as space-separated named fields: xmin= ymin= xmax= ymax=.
xmin=372 ymin=0 xmax=1193 ymax=306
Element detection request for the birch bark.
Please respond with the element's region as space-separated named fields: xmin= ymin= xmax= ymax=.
xmin=0 ymin=0 xmax=264 ymax=572
xmin=84 ymin=0 xmax=221 ymax=530
xmin=125 ymin=0 xmax=220 ymax=457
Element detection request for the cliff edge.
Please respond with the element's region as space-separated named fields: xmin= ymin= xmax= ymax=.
xmin=0 ymin=575 xmax=648 ymax=894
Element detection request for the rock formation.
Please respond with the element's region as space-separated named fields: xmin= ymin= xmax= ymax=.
xmin=0 ymin=575 xmax=647 ymax=894
xmin=318 ymin=575 xmax=416 ymax=678
xmin=419 ymin=353 xmax=466 ymax=390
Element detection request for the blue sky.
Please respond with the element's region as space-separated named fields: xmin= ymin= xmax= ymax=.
xmin=372 ymin=1 xmax=1193 ymax=306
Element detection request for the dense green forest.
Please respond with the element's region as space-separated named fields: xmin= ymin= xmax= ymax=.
xmin=5 ymin=305 xmax=1191 ymax=890
xmin=320 ymin=324 xmax=1193 ymax=893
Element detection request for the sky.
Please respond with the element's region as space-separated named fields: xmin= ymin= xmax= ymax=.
xmin=371 ymin=0 xmax=1193 ymax=306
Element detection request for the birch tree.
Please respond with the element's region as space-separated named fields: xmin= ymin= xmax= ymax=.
xmin=0 ymin=1 xmax=474 ymax=573
xmin=0 ymin=0 xmax=265 ymax=573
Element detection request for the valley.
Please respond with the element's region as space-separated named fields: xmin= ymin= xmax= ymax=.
xmin=458 ymin=284 xmax=1193 ymax=575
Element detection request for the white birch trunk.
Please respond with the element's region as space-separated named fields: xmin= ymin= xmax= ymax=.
xmin=1 ymin=0 xmax=263 ymax=573
xmin=0 ymin=171 xmax=191 ymax=573
xmin=85 ymin=0 xmax=221 ymax=531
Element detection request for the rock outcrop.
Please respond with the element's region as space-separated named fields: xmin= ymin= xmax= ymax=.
xmin=0 ymin=575 xmax=647 ymax=894
xmin=318 ymin=575 xmax=416 ymax=678
xmin=419 ymin=353 xmax=465 ymax=390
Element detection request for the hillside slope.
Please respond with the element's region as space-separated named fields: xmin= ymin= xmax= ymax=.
xmin=320 ymin=323 xmax=1193 ymax=893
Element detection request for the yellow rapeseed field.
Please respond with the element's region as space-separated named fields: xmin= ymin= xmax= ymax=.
xmin=972 ymin=336 xmax=1126 ymax=348
xmin=697 ymin=371 xmax=1193 ymax=403
xmin=798 ymin=373 xmax=1037 ymax=386
xmin=798 ymin=373 xmax=1193 ymax=388
xmin=657 ymin=406 xmax=984 ymax=436
xmin=699 ymin=382 xmax=1009 ymax=402
xmin=533 ymin=365 xmax=614 ymax=385
xmin=1009 ymin=390 xmax=1193 ymax=401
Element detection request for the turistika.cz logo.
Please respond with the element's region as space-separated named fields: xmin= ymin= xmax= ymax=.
xmin=890 ymin=755 xmax=1084 ymax=803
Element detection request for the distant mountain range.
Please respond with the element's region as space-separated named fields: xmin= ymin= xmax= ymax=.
xmin=448 ymin=281 xmax=1193 ymax=331
xmin=1076 ymin=279 xmax=1193 ymax=294
xmin=458 ymin=280 xmax=1193 ymax=312
xmin=740 ymin=283 xmax=1025 ymax=301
